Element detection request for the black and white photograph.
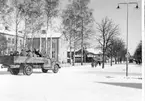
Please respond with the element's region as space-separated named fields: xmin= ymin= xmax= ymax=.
xmin=0 ymin=0 xmax=143 ymax=101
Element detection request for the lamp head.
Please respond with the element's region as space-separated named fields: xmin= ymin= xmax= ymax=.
xmin=136 ymin=4 xmax=139 ymax=9
xmin=117 ymin=5 xmax=120 ymax=9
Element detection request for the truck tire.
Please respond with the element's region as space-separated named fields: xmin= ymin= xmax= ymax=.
xmin=52 ymin=64 xmax=59 ymax=73
xmin=91 ymin=62 xmax=94 ymax=67
xmin=42 ymin=68 xmax=48 ymax=73
xmin=8 ymin=67 xmax=14 ymax=75
xmin=9 ymin=67 xmax=19 ymax=75
xmin=23 ymin=64 xmax=33 ymax=76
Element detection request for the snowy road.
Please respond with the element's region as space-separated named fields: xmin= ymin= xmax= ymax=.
xmin=0 ymin=64 xmax=142 ymax=101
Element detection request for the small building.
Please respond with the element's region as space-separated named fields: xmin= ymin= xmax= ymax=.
xmin=67 ymin=48 xmax=103 ymax=63
xmin=26 ymin=30 xmax=68 ymax=63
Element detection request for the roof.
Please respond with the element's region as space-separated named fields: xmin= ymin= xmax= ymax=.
xmin=86 ymin=48 xmax=102 ymax=55
xmin=27 ymin=31 xmax=62 ymax=38
xmin=74 ymin=48 xmax=102 ymax=55
xmin=0 ymin=30 xmax=24 ymax=38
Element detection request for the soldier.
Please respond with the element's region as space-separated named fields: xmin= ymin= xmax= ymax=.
xmin=98 ymin=61 xmax=101 ymax=66
xmin=10 ymin=51 xmax=14 ymax=56
xmin=35 ymin=49 xmax=42 ymax=57
xmin=32 ymin=51 xmax=37 ymax=57
xmin=27 ymin=50 xmax=33 ymax=57
xmin=13 ymin=51 xmax=19 ymax=56
xmin=20 ymin=49 xmax=27 ymax=56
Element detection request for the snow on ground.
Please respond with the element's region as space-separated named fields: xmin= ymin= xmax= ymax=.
xmin=0 ymin=63 xmax=142 ymax=101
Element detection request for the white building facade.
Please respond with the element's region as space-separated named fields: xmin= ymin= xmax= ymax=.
xmin=0 ymin=30 xmax=24 ymax=55
xmin=26 ymin=31 xmax=68 ymax=63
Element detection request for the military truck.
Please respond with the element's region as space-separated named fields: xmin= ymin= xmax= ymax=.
xmin=0 ymin=56 xmax=61 ymax=76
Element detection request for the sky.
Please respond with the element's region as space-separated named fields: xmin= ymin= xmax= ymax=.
xmin=60 ymin=0 xmax=142 ymax=55
xmin=88 ymin=0 xmax=142 ymax=55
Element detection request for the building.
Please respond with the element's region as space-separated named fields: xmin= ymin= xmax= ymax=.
xmin=0 ymin=28 xmax=69 ymax=63
xmin=0 ymin=30 xmax=24 ymax=55
xmin=26 ymin=30 xmax=68 ymax=63
xmin=67 ymin=48 xmax=103 ymax=63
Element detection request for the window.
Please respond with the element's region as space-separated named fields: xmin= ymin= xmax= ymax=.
xmin=67 ymin=52 xmax=70 ymax=58
xmin=52 ymin=51 xmax=55 ymax=58
xmin=12 ymin=38 xmax=14 ymax=44
xmin=8 ymin=38 xmax=11 ymax=43
xmin=20 ymin=39 xmax=22 ymax=45
xmin=8 ymin=48 xmax=11 ymax=54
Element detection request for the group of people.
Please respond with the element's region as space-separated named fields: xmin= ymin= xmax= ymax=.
xmin=91 ymin=57 xmax=102 ymax=67
xmin=10 ymin=49 xmax=42 ymax=57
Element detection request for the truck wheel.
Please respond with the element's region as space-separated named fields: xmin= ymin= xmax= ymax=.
xmin=91 ymin=62 xmax=94 ymax=68
xmin=52 ymin=64 xmax=59 ymax=73
xmin=9 ymin=67 xmax=14 ymax=75
xmin=23 ymin=65 xmax=33 ymax=76
xmin=9 ymin=67 xmax=19 ymax=75
xmin=42 ymin=68 xmax=48 ymax=73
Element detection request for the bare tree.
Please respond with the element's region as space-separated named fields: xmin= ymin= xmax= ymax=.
xmin=22 ymin=0 xmax=44 ymax=50
xmin=0 ymin=0 xmax=13 ymax=29
xmin=76 ymin=0 xmax=93 ymax=65
xmin=61 ymin=9 xmax=74 ymax=64
xmin=43 ymin=0 xmax=59 ymax=57
xmin=0 ymin=0 xmax=7 ymax=18
xmin=133 ymin=41 xmax=142 ymax=64
xmin=61 ymin=0 xmax=78 ymax=65
xmin=62 ymin=0 xmax=93 ymax=65
xmin=0 ymin=0 xmax=24 ymax=51
xmin=0 ymin=0 xmax=7 ymax=52
xmin=7 ymin=0 xmax=26 ymax=51
xmin=107 ymin=37 xmax=125 ymax=66
xmin=21 ymin=0 xmax=59 ymax=55
xmin=96 ymin=17 xmax=119 ymax=69
xmin=1 ymin=0 xmax=44 ymax=52
xmin=0 ymin=0 xmax=8 ymax=17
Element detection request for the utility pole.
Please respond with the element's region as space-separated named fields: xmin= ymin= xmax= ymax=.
xmin=117 ymin=1 xmax=138 ymax=76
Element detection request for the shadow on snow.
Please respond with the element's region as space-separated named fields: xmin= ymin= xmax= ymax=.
xmin=96 ymin=82 xmax=142 ymax=89
xmin=0 ymin=71 xmax=52 ymax=76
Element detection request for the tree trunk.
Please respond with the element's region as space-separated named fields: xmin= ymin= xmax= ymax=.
xmin=73 ymin=46 xmax=75 ymax=66
xmin=72 ymin=35 xmax=76 ymax=66
xmin=81 ymin=45 xmax=83 ymax=65
xmin=39 ymin=34 xmax=41 ymax=52
xmin=110 ymin=48 xmax=113 ymax=66
xmin=15 ymin=3 xmax=18 ymax=51
xmin=31 ymin=22 xmax=34 ymax=51
xmin=50 ymin=36 xmax=52 ymax=58
xmin=15 ymin=25 xmax=18 ymax=51
xmin=46 ymin=16 xmax=49 ymax=56
xmin=81 ymin=15 xmax=83 ymax=65
xmin=69 ymin=48 xmax=72 ymax=64
xmin=110 ymin=55 xmax=112 ymax=66
xmin=115 ymin=57 xmax=117 ymax=64
xmin=23 ymin=18 xmax=27 ymax=50
xmin=102 ymin=49 xmax=105 ymax=69
xmin=50 ymin=18 xmax=52 ymax=58
xmin=84 ymin=53 xmax=86 ymax=63
xmin=45 ymin=34 xmax=47 ymax=55
xmin=31 ymin=35 xmax=34 ymax=51
xmin=69 ymin=35 xmax=72 ymax=65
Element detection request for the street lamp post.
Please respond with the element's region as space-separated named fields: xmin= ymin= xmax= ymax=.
xmin=117 ymin=2 xmax=138 ymax=76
